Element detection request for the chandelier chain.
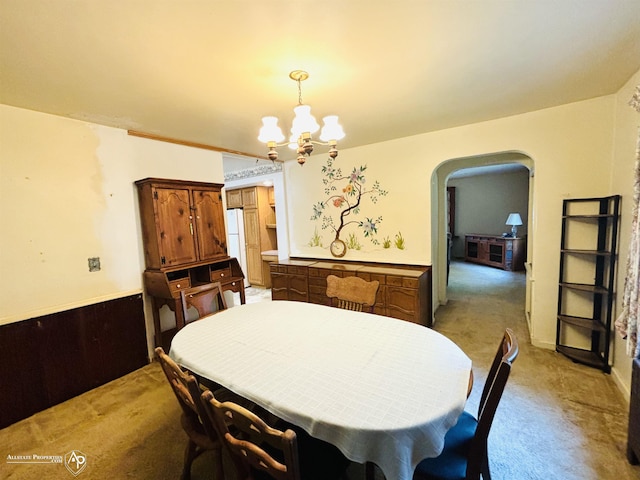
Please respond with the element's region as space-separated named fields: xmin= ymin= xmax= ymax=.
xmin=297 ymin=79 xmax=303 ymax=105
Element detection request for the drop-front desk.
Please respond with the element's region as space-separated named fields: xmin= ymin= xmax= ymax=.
xmin=144 ymin=256 xmax=245 ymax=350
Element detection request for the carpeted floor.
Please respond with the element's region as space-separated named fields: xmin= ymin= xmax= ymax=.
xmin=1 ymin=262 xmax=639 ymax=479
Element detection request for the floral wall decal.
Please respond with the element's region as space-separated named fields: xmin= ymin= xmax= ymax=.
xmin=310 ymin=157 xmax=396 ymax=257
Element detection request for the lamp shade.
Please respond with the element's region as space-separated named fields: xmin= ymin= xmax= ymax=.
xmin=505 ymin=213 xmax=523 ymax=226
xmin=319 ymin=115 xmax=345 ymax=142
xmin=290 ymin=104 xmax=320 ymax=138
xmin=258 ymin=116 xmax=285 ymax=143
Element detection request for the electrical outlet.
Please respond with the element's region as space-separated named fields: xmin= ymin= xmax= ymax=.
xmin=88 ymin=257 xmax=101 ymax=272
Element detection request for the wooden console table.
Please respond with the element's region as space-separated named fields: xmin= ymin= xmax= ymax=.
xmin=465 ymin=234 xmax=525 ymax=271
xmin=270 ymin=259 xmax=432 ymax=326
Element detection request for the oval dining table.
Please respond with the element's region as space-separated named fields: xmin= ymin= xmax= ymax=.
xmin=170 ymin=300 xmax=472 ymax=480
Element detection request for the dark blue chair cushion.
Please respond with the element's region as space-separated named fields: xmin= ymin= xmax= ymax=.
xmin=414 ymin=411 xmax=478 ymax=480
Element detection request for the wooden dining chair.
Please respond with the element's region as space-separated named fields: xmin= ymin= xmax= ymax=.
xmin=201 ymin=390 xmax=350 ymax=480
xmin=413 ymin=328 xmax=519 ymax=480
xmin=180 ymin=281 xmax=227 ymax=323
xmin=201 ymin=389 xmax=302 ymax=480
xmin=325 ymin=274 xmax=379 ymax=312
xmin=155 ymin=347 xmax=224 ymax=480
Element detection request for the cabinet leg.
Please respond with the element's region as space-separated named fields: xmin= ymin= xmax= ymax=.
xmin=627 ymin=443 xmax=639 ymax=465
xmin=151 ymin=297 xmax=163 ymax=348
xmin=239 ymin=280 xmax=246 ymax=304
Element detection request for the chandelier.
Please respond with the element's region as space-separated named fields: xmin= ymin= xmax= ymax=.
xmin=258 ymin=70 xmax=345 ymax=165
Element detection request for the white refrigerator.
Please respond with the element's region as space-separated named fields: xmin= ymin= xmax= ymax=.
xmin=226 ymin=208 xmax=249 ymax=286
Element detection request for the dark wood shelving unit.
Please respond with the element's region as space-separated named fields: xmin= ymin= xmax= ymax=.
xmin=555 ymin=195 xmax=620 ymax=373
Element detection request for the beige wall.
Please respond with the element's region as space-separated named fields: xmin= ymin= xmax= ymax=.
xmin=448 ymin=169 xmax=530 ymax=258
xmin=283 ymin=93 xmax=629 ymax=387
xmin=610 ymin=69 xmax=640 ymax=394
xmin=0 ymin=104 xmax=224 ymax=354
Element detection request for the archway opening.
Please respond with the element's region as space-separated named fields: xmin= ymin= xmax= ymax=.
xmin=431 ymin=151 xmax=535 ymax=332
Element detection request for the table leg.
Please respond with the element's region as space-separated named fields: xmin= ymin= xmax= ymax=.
xmin=365 ymin=462 xmax=376 ymax=480
xmin=239 ymin=279 xmax=246 ymax=304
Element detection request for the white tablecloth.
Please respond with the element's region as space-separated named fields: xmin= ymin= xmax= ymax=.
xmin=170 ymin=301 xmax=471 ymax=480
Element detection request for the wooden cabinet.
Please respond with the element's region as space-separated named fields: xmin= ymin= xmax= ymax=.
xmin=226 ymin=189 xmax=243 ymax=208
xmin=0 ymin=294 xmax=147 ymax=429
xmin=226 ymin=186 xmax=277 ymax=287
xmin=556 ymin=195 xmax=620 ymax=372
xmin=244 ymin=206 xmax=263 ymax=285
xmin=270 ymin=260 xmax=314 ymax=302
xmin=465 ymin=234 xmax=525 ymax=271
xmin=136 ymin=178 xmax=228 ymax=268
xmin=136 ymin=177 xmax=244 ymax=350
xmin=270 ymin=259 xmax=432 ymax=326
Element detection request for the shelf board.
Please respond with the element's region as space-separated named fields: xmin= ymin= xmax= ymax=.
xmin=559 ymin=282 xmax=609 ymax=294
xmin=557 ymin=315 xmax=606 ymax=332
xmin=561 ymin=249 xmax=613 ymax=256
xmin=556 ymin=345 xmax=610 ymax=372
xmin=563 ymin=214 xmax=615 ymax=219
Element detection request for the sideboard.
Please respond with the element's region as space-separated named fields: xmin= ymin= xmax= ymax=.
xmin=464 ymin=234 xmax=526 ymax=271
xmin=270 ymin=258 xmax=432 ymax=327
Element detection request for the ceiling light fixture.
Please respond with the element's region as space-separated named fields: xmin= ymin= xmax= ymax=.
xmin=258 ymin=70 xmax=345 ymax=166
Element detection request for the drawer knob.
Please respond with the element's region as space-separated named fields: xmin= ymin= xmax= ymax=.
xmin=176 ymin=283 xmax=181 ymax=288
xmin=220 ymin=273 xmax=225 ymax=277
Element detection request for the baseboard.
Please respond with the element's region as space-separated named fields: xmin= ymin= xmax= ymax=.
xmin=611 ymin=366 xmax=632 ymax=403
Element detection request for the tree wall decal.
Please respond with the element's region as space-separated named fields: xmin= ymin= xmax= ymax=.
xmin=310 ymin=157 xmax=390 ymax=257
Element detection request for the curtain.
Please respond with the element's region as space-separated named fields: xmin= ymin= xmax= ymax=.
xmin=615 ymin=85 xmax=640 ymax=358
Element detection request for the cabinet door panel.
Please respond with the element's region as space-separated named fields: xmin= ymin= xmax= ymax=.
xmin=386 ymin=286 xmax=418 ymax=322
xmin=271 ymin=272 xmax=289 ymax=300
xmin=242 ymin=188 xmax=257 ymax=207
xmin=193 ymin=188 xmax=227 ymax=260
xmin=226 ymin=189 xmax=243 ymax=208
xmin=243 ymin=208 xmax=263 ymax=285
xmin=154 ymin=187 xmax=198 ymax=265
xmin=246 ymin=245 xmax=263 ymax=285
xmin=288 ymin=275 xmax=309 ymax=302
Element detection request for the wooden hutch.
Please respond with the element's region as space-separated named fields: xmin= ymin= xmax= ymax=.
xmin=136 ymin=178 xmax=245 ymax=350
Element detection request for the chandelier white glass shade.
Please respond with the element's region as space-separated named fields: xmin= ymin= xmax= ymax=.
xmin=258 ymin=70 xmax=345 ymax=165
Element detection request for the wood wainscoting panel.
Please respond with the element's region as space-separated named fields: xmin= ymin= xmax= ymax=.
xmin=0 ymin=294 xmax=148 ymax=429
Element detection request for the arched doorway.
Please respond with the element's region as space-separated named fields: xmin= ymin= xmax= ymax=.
xmin=431 ymin=151 xmax=535 ymax=330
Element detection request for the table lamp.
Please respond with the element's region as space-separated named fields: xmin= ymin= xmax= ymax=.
xmin=505 ymin=213 xmax=523 ymax=237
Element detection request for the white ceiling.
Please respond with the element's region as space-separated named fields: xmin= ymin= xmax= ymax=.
xmin=1 ymin=1 xmax=639 ymax=166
